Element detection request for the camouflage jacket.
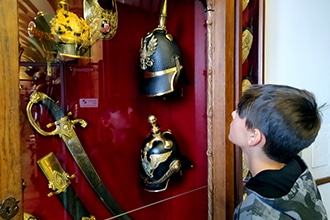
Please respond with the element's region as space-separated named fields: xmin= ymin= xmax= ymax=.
xmin=233 ymin=168 xmax=327 ymax=219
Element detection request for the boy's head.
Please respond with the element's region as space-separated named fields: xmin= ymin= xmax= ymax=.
xmin=236 ymin=84 xmax=322 ymax=163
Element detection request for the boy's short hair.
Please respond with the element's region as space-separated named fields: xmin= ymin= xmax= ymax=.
xmin=237 ymin=84 xmax=323 ymax=163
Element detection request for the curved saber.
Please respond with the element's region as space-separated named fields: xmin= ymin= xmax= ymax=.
xmin=26 ymin=91 xmax=131 ymax=220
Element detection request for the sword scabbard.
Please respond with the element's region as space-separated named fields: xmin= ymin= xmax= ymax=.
xmin=37 ymin=152 xmax=95 ymax=220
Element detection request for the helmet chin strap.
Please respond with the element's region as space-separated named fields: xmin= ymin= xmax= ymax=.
xmin=174 ymin=55 xmax=182 ymax=84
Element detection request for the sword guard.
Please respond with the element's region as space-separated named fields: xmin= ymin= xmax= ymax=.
xmin=26 ymin=91 xmax=62 ymax=136
xmin=46 ymin=112 xmax=88 ymax=130
xmin=71 ymin=118 xmax=88 ymax=128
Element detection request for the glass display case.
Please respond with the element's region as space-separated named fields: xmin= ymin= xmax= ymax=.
xmin=241 ymin=0 xmax=264 ymax=85
xmin=18 ymin=0 xmax=208 ymax=219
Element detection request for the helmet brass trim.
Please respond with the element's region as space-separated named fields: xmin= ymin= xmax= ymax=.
xmin=84 ymin=0 xmax=118 ymax=41
xmin=143 ymin=66 xmax=180 ymax=78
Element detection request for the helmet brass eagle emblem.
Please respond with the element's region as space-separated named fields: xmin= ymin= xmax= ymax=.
xmin=140 ymin=34 xmax=158 ymax=70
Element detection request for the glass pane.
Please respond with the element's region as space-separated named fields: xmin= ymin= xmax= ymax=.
xmin=19 ymin=0 xmax=207 ymax=219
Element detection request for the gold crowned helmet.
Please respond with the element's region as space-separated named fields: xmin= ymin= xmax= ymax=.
xmin=140 ymin=115 xmax=192 ymax=192
xmin=139 ymin=0 xmax=188 ymax=97
xmin=28 ymin=0 xmax=92 ymax=60
xmin=49 ymin=0 xmax=92 ymax=59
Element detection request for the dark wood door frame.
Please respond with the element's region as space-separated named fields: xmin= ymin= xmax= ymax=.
xmin=206 ymin=0 xmax=237 ymax=219
xmin=0 ymin=0 xmax=22 ymax=219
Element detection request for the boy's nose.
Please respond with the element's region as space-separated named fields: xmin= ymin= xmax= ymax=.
xmin=231 ymin=110 xmax=236 ymax=119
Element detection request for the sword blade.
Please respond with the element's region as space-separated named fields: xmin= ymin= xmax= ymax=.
xmin=62 ymin=135 xmax=131 ymax=220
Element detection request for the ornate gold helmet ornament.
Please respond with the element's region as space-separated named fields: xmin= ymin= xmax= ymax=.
xmin=84 ymin=0 xmax=118 ymax=41
xmin=140 ymin=115 xmax=192 ymax=192
xmin=242 ymin=18 xmax=254 ymax=64
xmin=139 ymin=0 xmax=188 ymax=97
xmin=242 ymin=0 xmax=250 ymax=11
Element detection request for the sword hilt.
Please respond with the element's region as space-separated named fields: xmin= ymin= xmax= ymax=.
xmin=26 ymin=91 xmax=87 ymax=137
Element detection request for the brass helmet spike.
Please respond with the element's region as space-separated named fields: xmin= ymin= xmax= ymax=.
xmin=158 ymin=0 xmax=168 ymax=30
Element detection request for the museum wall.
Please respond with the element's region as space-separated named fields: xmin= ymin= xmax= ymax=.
xmin=264 ymin=0 xmax=330 ymax=214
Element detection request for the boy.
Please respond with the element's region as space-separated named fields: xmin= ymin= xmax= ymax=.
xmin=229 ymin=84 xmax=328 ymax=219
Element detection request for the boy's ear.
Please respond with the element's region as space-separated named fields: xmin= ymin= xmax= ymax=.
xmin=248 ymin=128 xmax=263 ymax=146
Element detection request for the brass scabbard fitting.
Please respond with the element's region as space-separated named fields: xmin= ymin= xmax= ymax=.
xmin=37 ymin=152 xmax=75 ymax=197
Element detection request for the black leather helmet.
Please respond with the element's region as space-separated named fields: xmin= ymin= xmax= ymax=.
xmin=139 ymin=0 xmax=187 ymax=97
xmin=140 ymin=115 xmax=192 ymax=192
